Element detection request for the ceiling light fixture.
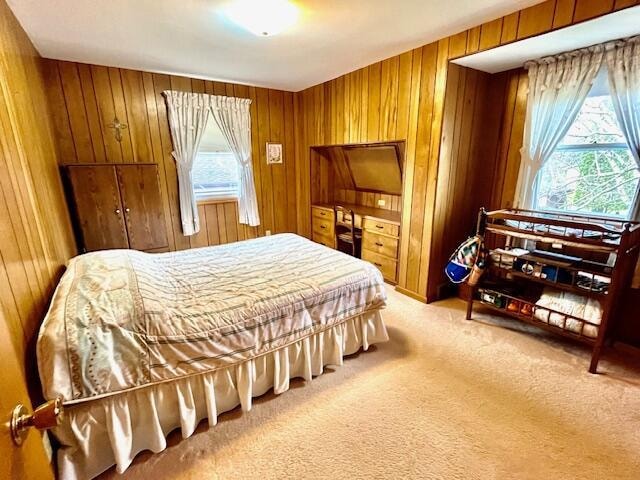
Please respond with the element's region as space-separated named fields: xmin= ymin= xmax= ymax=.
xmin=225 ymin=0 xmax=299 ymax=37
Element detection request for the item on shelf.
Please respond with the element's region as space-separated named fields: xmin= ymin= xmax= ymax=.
xmin=534 ymin=288 xmax=602 ymax=338
xmin=507 ymin=300 xmax=520 ymax=312
xmin=514 ymin=252 xmax=575 ymax=283
xmin=576 ymin=259 xmax=613 ymax=275
xmin=575 ymin=272 xmax=610 ymax=293
xmin=503 ymin=219 xmax=622 ymax=242
xmin=489 ymin=248 xmax=529 ymax=268
xmin=479 ymin=289 xmax=505 ymax=308
xmin=528 ymin=249 xmax=582 ymax=264
xmin=513 ymin=259 xmax=571 ymax=283
xmin=520 ymin=303 xmax=533 ymax=316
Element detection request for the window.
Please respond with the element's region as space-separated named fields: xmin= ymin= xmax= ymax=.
xmin=192 ymin=119 xmax=239 ymax=200
xmin=533 ymin=68 xmax=640 ymax=219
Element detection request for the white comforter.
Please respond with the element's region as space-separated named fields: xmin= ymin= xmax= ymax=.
xmin=38 ymin=234 xmax=386 ymax=404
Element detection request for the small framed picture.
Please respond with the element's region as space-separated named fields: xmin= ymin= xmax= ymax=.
xmin=266 ymin=142 xmax=283 ymax=164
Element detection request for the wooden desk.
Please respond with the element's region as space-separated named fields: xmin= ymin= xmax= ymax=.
xmin=313 ymin=202 xmax=401 ymax=225
xmin=311 ymin=203 xmax=401 ymax=283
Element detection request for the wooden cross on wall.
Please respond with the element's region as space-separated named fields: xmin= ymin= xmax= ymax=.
xmin=107 ymin=116 xmax=128 ymax=142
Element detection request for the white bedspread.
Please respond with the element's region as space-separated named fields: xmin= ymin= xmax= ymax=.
xmin=38 ymin=234 xmax=386 ymax=404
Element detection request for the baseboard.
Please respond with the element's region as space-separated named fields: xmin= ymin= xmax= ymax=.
xmin=614 ymin=341 xmax=640 ymax=359
xmin=394 ymin=285 xmax=427 ymax=303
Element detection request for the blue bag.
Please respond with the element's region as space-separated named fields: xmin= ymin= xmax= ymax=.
xmin=445 ymin=235 xmax=482 ymax=284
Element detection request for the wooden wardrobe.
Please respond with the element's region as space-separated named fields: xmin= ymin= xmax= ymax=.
xmin=64 ymin=163 xmax=168 ymax=252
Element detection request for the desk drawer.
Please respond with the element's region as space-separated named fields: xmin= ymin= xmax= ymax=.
xmin=362 ymin=249 xmax=397 ymax=282
xmin=362 ymin=218 xmax=399 ymax=237
xmin=313 ymin=231 xmax=335 ymax=248
xmin=312 ymin=206 xmax=334 ymax=221
xmin=312 ymin=216 xmax=334 ymax=237
xmin=362 ymin=232 xmax=399 ymax=259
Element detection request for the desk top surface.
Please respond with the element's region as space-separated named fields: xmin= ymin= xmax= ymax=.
xmin=313 ymin=203 xmax=401 ymax=225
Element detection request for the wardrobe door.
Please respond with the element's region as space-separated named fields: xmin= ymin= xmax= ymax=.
xmin=116 ymin=164 xmax=168 ymax=251
xmin=66 ymin=165 xmax=129 ymax=251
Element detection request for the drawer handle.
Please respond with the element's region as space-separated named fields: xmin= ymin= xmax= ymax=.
xmin=320 ymin=212 xmax=326 ymax=216
xmin=374 ymin=262 xmax=383 ymax=267
xmin=320 ymin=225 xmax=326 ymax=229
xmin=375 ymin=225 xmax=384 ymax=229
xmin=375 ymin=242 xmax=384 ymax=247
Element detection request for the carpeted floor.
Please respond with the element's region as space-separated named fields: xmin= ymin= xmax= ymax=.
xmin=99 ymin=287 xmax=640 ymax=480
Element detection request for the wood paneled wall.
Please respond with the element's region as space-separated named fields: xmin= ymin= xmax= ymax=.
xmin=0 ymin=0 xmax=75 ymax=382
xmin=295 ymin=0 xmax=638 ymax=302
xmin=43 ymin=60 xmax=298 ymax=251
xmin=296 ymin=45 xmax=443 ymax=300
xmin=334 ymin=190 xmax=402 ymax=212
xmin=426 ymin=64 xmax=506 ymax=299
xmin=487 ymin=69 xmax=530 ymax=210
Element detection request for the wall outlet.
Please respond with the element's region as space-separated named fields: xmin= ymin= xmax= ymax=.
xmin=265 ymin=230 xmax=271 ymax=236
xmin=377 ymin=199 xmax=386 ymax=207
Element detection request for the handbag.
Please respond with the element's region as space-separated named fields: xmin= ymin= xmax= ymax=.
xmin=445 ymin=235 xmax=483 ymax=284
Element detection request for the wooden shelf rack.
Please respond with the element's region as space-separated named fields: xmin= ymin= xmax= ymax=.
xmin=466 ymin=208 xmax=640 ymax=373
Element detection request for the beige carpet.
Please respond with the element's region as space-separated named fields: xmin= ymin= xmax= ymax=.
xmin=98 ymin=287 xmax=640 ymax=480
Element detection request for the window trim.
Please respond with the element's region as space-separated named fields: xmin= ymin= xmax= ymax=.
xmin=196 ymin=196 xmax=238 ymax=206
xmin=554 ymin=142 xmax=629 ymax=152
xmin=194 ymin=189 xmax=239 ymax=204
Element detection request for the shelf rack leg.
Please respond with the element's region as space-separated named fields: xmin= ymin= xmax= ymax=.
xmin=589 ymin=342 xmax=603 ymax=374
xmin=465 ymin=286 xmax=474 ymax=320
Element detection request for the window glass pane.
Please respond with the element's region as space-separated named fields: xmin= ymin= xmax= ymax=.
xmin=561 ymin=95 xmax=627 ymax=145
xmin=192 ymin=152 xmax=239 ymax=198
xmin=192 ymin=119 xmax=238 ymax=199
xmin=535 ymin=147 xmax=640 ymax=218
xmin=533 ymin=67 xmax=640 ymax=219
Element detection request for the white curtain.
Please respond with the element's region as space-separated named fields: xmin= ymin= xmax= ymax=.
xmin=606 ymin=36 xmax=640 ymax=220
xmin=514 ymin=46 xmax=604 ymax=209
xmin=164 ymin=91 xmax=211 ymax=235
xmin=209 ymin=96 xmax=260 ymax=226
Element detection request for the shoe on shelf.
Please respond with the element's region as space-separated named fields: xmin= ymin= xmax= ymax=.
xmin=507 ymin=300 xmax=520 ymax=312
xmin=520 ymin=303 xmax=533 ymax=316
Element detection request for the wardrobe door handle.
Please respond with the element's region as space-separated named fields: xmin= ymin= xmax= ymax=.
xmin=115 ymin=209 xmax=121 ymax=215
xmin=125 ymin=208 xmax=130 ymax=213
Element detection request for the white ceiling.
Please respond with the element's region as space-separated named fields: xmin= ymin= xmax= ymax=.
xmin=453 ymin=6 xmax=640 ymax=73
xmin=8 ymin=0 xmax=542 ymax=92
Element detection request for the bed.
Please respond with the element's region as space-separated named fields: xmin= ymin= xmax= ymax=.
xmin=37 ymin=233 xmax=389 ymax=479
